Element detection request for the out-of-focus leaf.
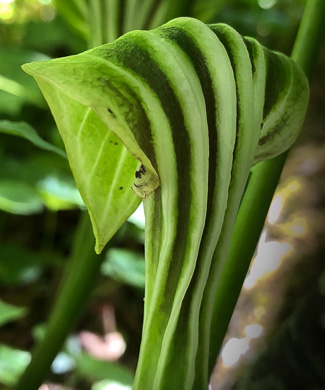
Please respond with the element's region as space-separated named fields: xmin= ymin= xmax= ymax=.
xmin=0 ymin=344 xmax=30 ymax=386
xmin=0 ymin=153 xmax=83 ymax=212
xmin=54 ymin=0 xmax=89 ymax=40
xmin=0 ymin=120 xmax=66 ymax=158
xmin=32 ymin=323 xmax=47 ymax=343
xmin=0 ymin=46 xmax=49 ymax=113
xmin=0 ymin=300 xmax=28 ymax=327
xmin=75 ymin=353 xmax=133 ymax=386
xmin=92 ymin=380 xmax=132 ymax=390
xmin=101 ymin=248 xmax=145 ymax=289
xmin=0 ymin=74 xmax=43 ymax=108
xmin=0 ymin=180 xmax=43 ymax=215
xmin=23 ymin=17 xmax=87 ymax=56
xmin=192 ymin=0 xmax=227 ymax=22
xmin=0 ymin=91 xmax=23 ymax=116
xmin=122 ymin=221 xmax=145 ymax=246
xmin=0 ymin=244 xmax=64 ymax=286
xmin=27 ymin=154 xmax=84 ymax=210
xmin=36 ymin=174 xmax=84 ymax=210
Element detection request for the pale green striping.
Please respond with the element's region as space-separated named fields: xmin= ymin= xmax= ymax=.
xmin=151 ymin=19 xmax=237 ymax=389
xmin=194 ymin=22 xmax=258 ymax=387
xmin=120 ymin=31 xmax=210 ymax=389
xmin=257 ymin=51 xmax=294 ymax=159
xmin=202 ymin=38 xmax=266 ymax=375
xmin=85 ymin=51 xmax=179 ymax=318
xmin=243 ymin=36 xmax=267 ymax=160
xmin=257 ymin=54 xmax=308 ymax=162
xmin=86 ymin=28 xmax=209 ymax=388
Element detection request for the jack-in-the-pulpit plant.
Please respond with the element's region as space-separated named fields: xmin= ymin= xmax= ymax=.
xmin=22 ymin=17 xmax=309 ymax=390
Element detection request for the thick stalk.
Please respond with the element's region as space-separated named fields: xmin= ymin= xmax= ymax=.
xmin=207 ymin=0 xmax=325 ymax=375
xmin=13 ymin=212 xmax=105 ymax=390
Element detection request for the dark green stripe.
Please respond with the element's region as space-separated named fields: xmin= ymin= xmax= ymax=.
xmin=155 ymin=25 xmax=238 ymax=389
xmin=104 ymin=34 xmax=193 ymax=312
xmin=262 ymin=49 xmax=288 ymax=121
xmin=209 ymin=25 xmax=241 ymax=185
xmin=243 ymin=37 xmax=259 ymax=84
xmin=157 ymin=26 xmax=218 ymax=227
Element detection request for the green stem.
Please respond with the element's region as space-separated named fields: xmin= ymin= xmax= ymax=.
xmin=208 ymin=0 xmax=325 ymax=375
xmin=106 ymin=0 xmax=121 ymax=43
xmin=291 ymin=0 xmax=325 ymax=75
xmin=53 ymin=0 xmax=88 ymax=40
xmin=88 ymin=0 xmax=104 ymax=47
xmin=71 ymin=0 xmax=88 ymax=21
xmin=13 ymin=212 xmax=104 ymax=390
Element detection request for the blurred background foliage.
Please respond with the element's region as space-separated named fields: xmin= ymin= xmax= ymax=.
xmin=0 ymin=0 xmax=324 ymax=389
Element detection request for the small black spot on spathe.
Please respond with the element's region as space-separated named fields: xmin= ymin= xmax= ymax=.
xmin=119 ymin=186 xmax=123 ymax=190
xmin=114 ymin=142 xmax=118 ymax=145
xmin=107 ymin=107 xmax=116 ymax=118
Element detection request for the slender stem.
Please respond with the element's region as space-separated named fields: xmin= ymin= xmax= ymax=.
xmin=106 ymin=0 xmax=120 ymax=43
xmin=53 ymin=0 xmax=89 ymax=40
xmin=13 ymin=212 xmax=105 ymax=390
xmin=291 ymin=0 xmax=325 ymax=76
xmin=124 ymin=0 xmax=142 ymax=32
xmin=88 ymin=0 xmax=104 ymax=47
xmin=147 ymin=0 xmax=169 ymax=30
xmin=208 ymin=0 xmax=325 ymax=375
xmin=71 ymin=0 xmax=88 ymax=21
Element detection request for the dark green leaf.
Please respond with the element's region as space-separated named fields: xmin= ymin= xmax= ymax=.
xmin=75 ymin=353 xmax=133 ymax=386
xmin=0 ymin=244 xmax=64 ymax=286
xmin=0 ymin=46 xmax=49 ymax=112
xmin=102 ymin=248 xmax=145 ymax=289
xmin=0 ymin=180 xmax=43 ymax=215
xmin=0 ymin=120 xmax=66 ymax=158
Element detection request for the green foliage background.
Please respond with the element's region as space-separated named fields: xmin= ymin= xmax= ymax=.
xmin=1 ymin=1 xmax=325 ymax=389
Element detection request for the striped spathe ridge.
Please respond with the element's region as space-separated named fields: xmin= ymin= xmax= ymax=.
xmin=22 ymin=17 xmax=309 ymax=390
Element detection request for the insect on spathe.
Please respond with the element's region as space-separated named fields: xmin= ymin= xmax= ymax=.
xmin=132 ymin=163 xmax=159 ymax=199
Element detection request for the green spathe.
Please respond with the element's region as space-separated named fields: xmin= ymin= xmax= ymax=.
xmin=22 ymin=63 xmax=141 ymax=253
xmin=22 ymin=17 xmax=309 ymax=389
